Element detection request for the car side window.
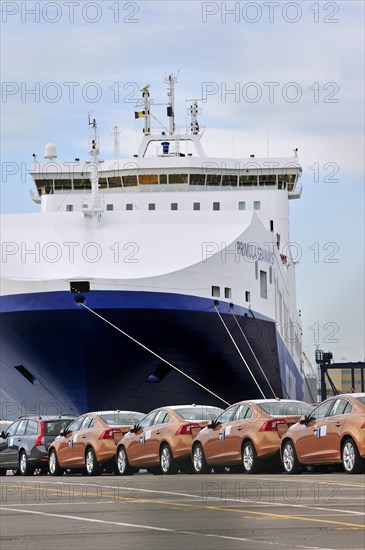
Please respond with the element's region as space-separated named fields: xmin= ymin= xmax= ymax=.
xmin=67 ymin=417 xmax=84 ymax=433
xmin=308 ymin=401 xmax=333 ymax=421
xmin=26 ymin=420 xmax=38 ymax=435
xmin=4 ymin=421 xmax=19 ymax=437
xmin=234 ymin=405 xmax=251 ymax=421
xmin=216 ymin=405 xmax=238 ymax=424
xmin=138 ymin=412 xmax=157 ymax=429
xmin=154 ymin=411 xmax=170 ymax=425
xmin=81 ymin=416 xmax=94 ymax=429
xmin=16 ymin=420 xmax=28 ymax=436
xmin=329 ymin=399 xmax=352 ymax=416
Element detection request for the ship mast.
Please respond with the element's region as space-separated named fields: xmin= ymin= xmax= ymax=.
xmin=82 ymin=115 xmax=104 ymax=218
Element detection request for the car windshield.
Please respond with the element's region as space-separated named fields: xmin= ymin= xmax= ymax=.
xmin=45 ymin=419 xmax=73 ymax=436
xmin=176 ymin=407 xmax=223 ymax=421
xmin=100 ymin=412 xmax=145 ymax=426
xmin=355 ymin=396 xmax=365 ymax=405
xmin=256 ymin=401 xmax=311 ymax=416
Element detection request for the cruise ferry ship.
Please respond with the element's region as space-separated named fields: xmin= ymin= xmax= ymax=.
xmin=0 ymin=76 xmax=304 ymax=419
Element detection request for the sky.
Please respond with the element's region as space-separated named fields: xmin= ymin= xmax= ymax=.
xmin=1 ymin=1 xmax=364 ymax=372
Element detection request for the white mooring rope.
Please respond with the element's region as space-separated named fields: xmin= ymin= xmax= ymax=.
xmin=78 ymin=302 xmax=231 ymax=407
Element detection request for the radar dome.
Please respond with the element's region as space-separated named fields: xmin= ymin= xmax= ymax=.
xmin=44 ymin=143 xmax=57 ymax=160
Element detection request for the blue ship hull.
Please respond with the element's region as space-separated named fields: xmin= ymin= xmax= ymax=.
xmin=0 ymin=291 xmax=303 ymax=419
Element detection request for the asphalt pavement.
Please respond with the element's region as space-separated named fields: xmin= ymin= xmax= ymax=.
xmin=1 ymin=471 xmax=364 ymax=550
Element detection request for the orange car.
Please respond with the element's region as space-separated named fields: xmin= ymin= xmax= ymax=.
xmin=116 ymin=405 xmax=222 ymax=475
xmin=281 ymin=393 xmax=365 ymax=474
xmin=192 ymin=399 xmax=311 ymax=474
xmin=48 ymin=410 xmax=144 ymax=476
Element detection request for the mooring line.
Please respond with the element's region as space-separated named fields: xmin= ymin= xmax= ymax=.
xmin=214 ymin=305 xmax=266 ymax=399
xmin=78 ymin=302 xmax=231 ymax=406
xmin=232 ymin=312 xmax=277 ymax=398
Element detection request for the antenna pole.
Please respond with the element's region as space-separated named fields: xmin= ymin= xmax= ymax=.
xmin=165 ymin=73 xmax=178 ymax=136
xmin=89 ymin=116 xmax=99 ymax=209
xmin=113 ymin=125 xmax=120 ymax=159
xmin=140 ymin=85 xmax=151 ymax=135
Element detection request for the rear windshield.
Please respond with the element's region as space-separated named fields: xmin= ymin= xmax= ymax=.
xmin=176 ymin=407 xmax=223 ymax=421
xmin=45 ymin=419 xmax=73 ymax=436
xmin=355 ymin=396 xmax=365 ymax=405
xmin=256 ymin=401 xmax=311 ymax=417
xmin=100 ymin=412 xmax=145 ymax=426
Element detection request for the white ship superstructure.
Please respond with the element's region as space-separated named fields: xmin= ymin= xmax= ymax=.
xmin=0 ymin=76 xmax=304 ymax=417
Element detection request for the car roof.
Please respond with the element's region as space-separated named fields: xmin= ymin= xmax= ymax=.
xmin=88 ymin=410 xmax=144 ymax=415
xmin=245 ymin=399 xmax=307 ymax=404
xmin=158 ymin=405 xmax=222 ymax=411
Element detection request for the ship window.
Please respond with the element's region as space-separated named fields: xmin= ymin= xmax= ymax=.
xmin=254 ymin=201 xmax=261 ymax=210
xmin=222 ymin=174 xmax=238 ymax=186
xmin=139 ymin=174 xmax=158 ymax=185
xmin=99 ymin=178 xmax=108 ymax=189
xmin=238 ymin=201 xmax=246 ymax=210
xmin=260 ymin=270 xmax=268 ymax=299
xmin=106 ymin=204 xmax=114 ymax=211
xmin=148 ymin=203 xmax=156 ymax=210
xmin=14 ymin=364 xmax=37 ymax=385
xmin=73 ymin=178 xmax=91 ymax=190
xmin=171 ymin=203 xmax=178 ymax=210
xmin=212 ymin=286 xmax=220 ymax=298
xmin=207 ymin=174 xmax=221 ymax=186
xmin=70 ymin=281 xmax=90 ymax=293
xmin=193 ymin=202 xmax=200 ymax=210
xmin=259 ymin=175 xmax=277 ymax=186
xmin=35 ymin=180 xmax=51 ymax=194
xmin=109 ymin=176 xmax=122 ymax=187
xmin=269 ymin=266 xmax=273 ymax=284
xmin=255 ymin=261 xmax=258 ymax=279
xmin=54 ymin=179 xmax=71 ymax=190
xmin=225 ymin=287 xmax=232 ymax=299
xmin=245 ymin=291 xmax=251 ymax=302
xmin=159 ymin=174 xmax=167 ymax=184
xmin=122 ymin=175 xmax=137 ymax=187
xmin=190 ymin=174 xmax=205 ymax=185
xmin=270 ymin=220 xmax=274 ymax=232
xmin=66 ymin=205 xmax=73 ymax=212
xmin=169 ymin=174 xmax=188 ymax=184
xmin=213 ymin=202 xmax=220 ymax=211
xmin=126 ymin=203 xmax=133 ymax=210
xmin=278 ymin=173 xmax=295 ymax=190
xmin=239 ymin=175 xmax=258 ymax=186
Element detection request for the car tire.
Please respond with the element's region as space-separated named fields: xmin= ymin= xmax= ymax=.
xmin=116 ymin=447 xmax=134 ymax=475
xmin=0 ymin=469 xmax=7 ymax=476
xmin=282 ymin=440 xmax=301 ymax=474
xmin=49 ymin=449 xmax=64 ymax=476
xmin=342 ymin=438 xmax=364 ymax=474
xmin=85 ymin=447 xmax=101 ymax=476
xmin=192 ymin=443 xmax=210 ymax=474
xmin=19 ymin=451 xmax=35 ymax=476
xmin=242 ymin=441 xmax=261 ymax=474
xmin=160 ymin=444 xmax=178 ymax=475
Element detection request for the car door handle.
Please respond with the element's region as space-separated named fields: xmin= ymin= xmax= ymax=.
xmin=82 ymin=435 xmax=86 ymax=439
xmin=155 ymin=430 xmax=161 ymax=435
xmin=335 ymin=422 xmax=341 ymax=427
xmin=17 ymin=438 xmax=22 ymax=441
xmin=236 ymin=426 xmax=242 ymax=431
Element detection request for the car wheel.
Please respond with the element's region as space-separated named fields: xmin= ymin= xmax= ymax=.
xmin=342 ymin=438 xmax=364 ymax=474
xmin=49 ymin=449 xmax=64 ymax=476
xmin=19 ymin=451 xmax=35 ymax=476
xmin=0 ymin=469 xmax=7 ymax=476
xmin=242 ymin=441 xmax=261 ymax=474
xmin=160 ymin=444 xmax=178 ymax=475
xmin=85 ymin=448 xmax=101 ymax=476
xmin=192 ymin=443 xmax=210 ymax=474
xmin=282 ymin=441 xmax=301 ymax=474
xmin=116 ymin=447 xmax=134 ymax=475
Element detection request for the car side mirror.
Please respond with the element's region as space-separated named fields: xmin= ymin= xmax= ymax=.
xmin=299 ymin=415 xmax=309 ymax=425
xmin=129 ymin=424 xmax=139 ymax=433
xmin=0 ymin=430 xmax=6 ymax=439
xmin=208 ymin=419 xmax=220 ymax=429
xmin=59 ymin=428 xmax=67 ymax=436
